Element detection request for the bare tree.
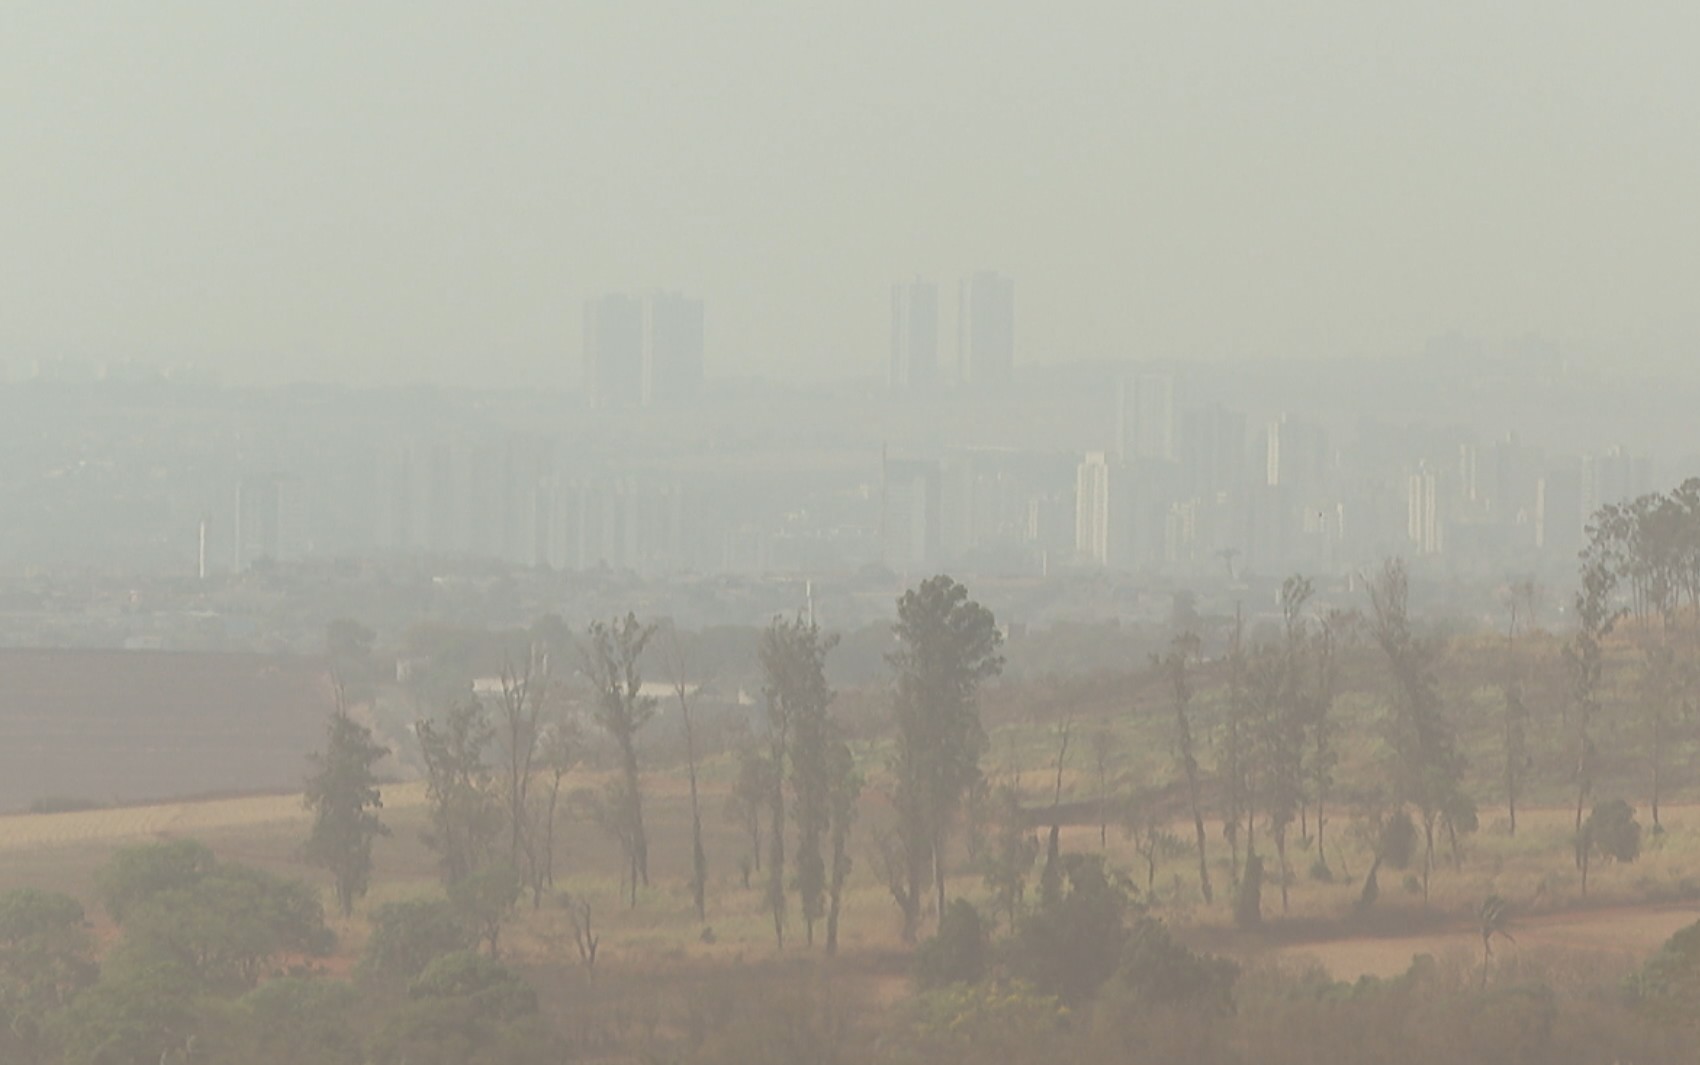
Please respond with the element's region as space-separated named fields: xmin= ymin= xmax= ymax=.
xmin=1158 ymin=631 xmax=1212 ymax=904
xmin=1038 ymin=715 xmax=1073 ymax=906
xmin=1500 ymin=580 xmax=1536 ymax=836
xmin=1090 ymin=727 xmax=1116 ymax=849
xmin=661 ymin=623 xmax=711 ymax=925
xmin=565 ymin=893 xmax=600 ymax=979
xmin=1367 ymin=558 xmax=1465 ymax=903
xmin=494 ymin=643 xmax=554 ymax=905
xmin=583 ymin=613 xmax=658 ymax=905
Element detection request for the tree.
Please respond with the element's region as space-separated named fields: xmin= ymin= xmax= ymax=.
xmin=913 ymin=899 xmax=988 ymax=988
xmin=95 ymin=838 xmax=217 ymax=924
xmin=1580 ymin=798 xmax=1642 ymax=896
xmin=888 ymin=575 xmax=1004 ymax=941
xmin=370 ymin=952 xmax=558 ymax=1065
xmin=529 ymin=712 xmax=579 ymax=902
xmin=449 ymin=866 xmax=523 ymax=959
xmin=1265 ymin=574 xmax=1314 ymax=914
xmin=1217 ymin=610 xmax=1253 ymax=890
xmin=1158 ymin=632 xmax=1213 ymax=903
xmin=1478 ymin=894 xmax=1515 ymax=989
xmin=360 ymin=896 xmax=476 ymax=983
xmin=757 ymin=612 xmax=837 ymax=948
xmin=1118 ymin=917 xmax=1239 ymax=1016
xmin=1007 ymin=853 xmax=1132 ymax=1005
xmin=200 ymin=977 xmax=365 ymax=1065
xmin=303 ymin=707 xmax=390 ymax=917
xmin=584 ymin=613 xmax=658 ymax=903
xmin=106 ymin=856 xmax=330 ymax=991
xmin=1367 ymin=558 xmax=1465 ymax=902
xmin=823 ymin=730 xmax=863 ymax=955
xmin=1499 ymin=580 xmax=1535 ymax=836
xmin=662 ymin=623 xmax=711 ymax=925
xmin=416 ymin=699 xmax=503 ymax=885
xmin=980 ymin=783 xmax=1040 ymax=932
xmin=1038 ymin=715 xmax=1073 ymax=908
xmin=1309 ymin=608 xmax=1355 ymax=875
xmin=1090 ymin=727 xmax=1117 ymax=849
xmin=1566 ymin=531 xmax=1621 ymax=872
xmin=0 ymin=889 xmax=96 ymax=1065
xmin=1123 ymin=804 xmax=1186 ymax=897
xmin=325 ymin=617 xmax=378 ymax=704
xmin=725 ymin=743 xmax=773 ymax=886
xmin=493 ymin=644 xmax=552 ymax=901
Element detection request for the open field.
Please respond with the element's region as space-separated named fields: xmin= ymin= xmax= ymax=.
xmin=4 ymin=758 xmax=1700 ymax=985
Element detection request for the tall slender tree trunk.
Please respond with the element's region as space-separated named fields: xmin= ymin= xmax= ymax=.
xmin=621 ymin=743 xmax=649 ymax=888
xmin=1187 ymin=778 xmax=1214 ymax=903
xmin=933 ymin=831 xmax=947 ymax=931
xmin=1652 ymin=714 xmax=1663 ymax=832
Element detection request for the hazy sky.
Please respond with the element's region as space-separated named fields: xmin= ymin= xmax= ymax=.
xmin=4 ymin=3 xmax=1698 ymax=386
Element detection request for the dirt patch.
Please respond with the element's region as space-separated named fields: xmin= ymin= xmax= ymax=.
xmin=1265 ymin=903 xmax=1700 ymax=980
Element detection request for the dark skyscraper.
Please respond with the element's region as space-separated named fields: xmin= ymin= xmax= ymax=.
xmin=584 ymin=291 xmax=705 ymax=407
xmin=957 ymin=271 xmax=1015 ymax=384
xmin=641 ymin=291 xmax=706 ymax=405
xmin=890 ymin=279 xmax=939 ymax=390
xmin=583 ymin=293 xmax=644 ymax=408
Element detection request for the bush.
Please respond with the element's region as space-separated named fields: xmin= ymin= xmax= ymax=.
xmin=915 ymin=899 xmax=989 ymax=988
xmin=1118 ymin=917 xmax=1239 ymax=1016
xmin=903 ymin=981 xmax=1067 ymax=1065
xmin=1584 ymin=800 xmax=1641 ymax=864
xmin=1235 ymin=854 xmax=1264 ymax=929
xmin=361 ymin=897 xmax=475 ymax=983
xmin=1007 ymin=854 xmax=1132 ymax=1004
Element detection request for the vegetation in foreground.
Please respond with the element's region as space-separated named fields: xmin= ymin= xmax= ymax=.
xmin=12 ymin=487 xmax=1700 ymax=1060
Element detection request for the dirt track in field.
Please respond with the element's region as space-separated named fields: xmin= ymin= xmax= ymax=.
xmin=1268 ymin=902 xmax=1700 ymax=979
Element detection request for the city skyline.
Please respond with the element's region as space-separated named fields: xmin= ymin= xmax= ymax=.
xmin=5 ymin=4 xmax=1699 ymax=387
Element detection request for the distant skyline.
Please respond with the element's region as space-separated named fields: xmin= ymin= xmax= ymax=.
xmin=4 ymin=3 xmax=1699 ymax=387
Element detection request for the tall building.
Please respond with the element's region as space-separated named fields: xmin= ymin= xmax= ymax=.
xmin=233 ymin=474 xmax=300 ymax=569
xmin=1116 ymin=372 xmax=1176 ymax=462
xmin=890 ymin=279 xmax=939 ymax=390
xmin=957 ymin=271 xmax=1015 ymax=384
xmin=1179 ymin=403 xmax=1247 ymax=499
xmin=1075 ymin=452 xmax=1112 ymax=565
xmin=1407 ymin=464 xmax=1443 ymax=555
xmin=583 ymin=294 xmax=644 ymax=408
xmin=641 ymin=291 xmax=705 ymax=405
xmin=585 ymin=291 xmax=705 ymax=408
xmin=882 ymin=456 xmax=942 ymax=573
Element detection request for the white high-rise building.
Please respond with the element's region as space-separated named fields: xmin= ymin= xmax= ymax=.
xmin=1408 ymin=465 xmax=1443 ymax=555
xmin=1076 ymin=452 xmax=1112 ymax=565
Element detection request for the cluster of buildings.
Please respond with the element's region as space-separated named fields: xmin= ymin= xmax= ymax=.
xmin=877 ymin=370 xmax=1656 ymax=584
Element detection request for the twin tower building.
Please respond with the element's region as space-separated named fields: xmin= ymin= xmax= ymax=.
xmin=580 ymin=272 xmax=1014 ymax=407
xmin=891 ymin=272 xmax=1016 ymax=390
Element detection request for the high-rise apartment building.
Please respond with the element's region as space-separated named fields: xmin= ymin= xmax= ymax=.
xmin=1407 ymin=464 xmax=1443 ymax=555
xmin=583 ymin=294 xmax=644 ymax=408
xmin=1117 ymin=372 xmax=1176 ymax=462
xmin=233 ymin=473 xmax=300 ymax=569
xmin=641 ymin=291 xmax=705 ymax=405
xmin=1075 ymin=451 xmax=1112 ymax=565
xmin=881 ymin=456 xmax=942 ymax=573
xmin=584 ymin=291 xmax=704 ymax=408
xmin=890 ymin=279 xmax=939 ymax=390
xmin=957 ymin=271 xmax=1014 ymax=384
